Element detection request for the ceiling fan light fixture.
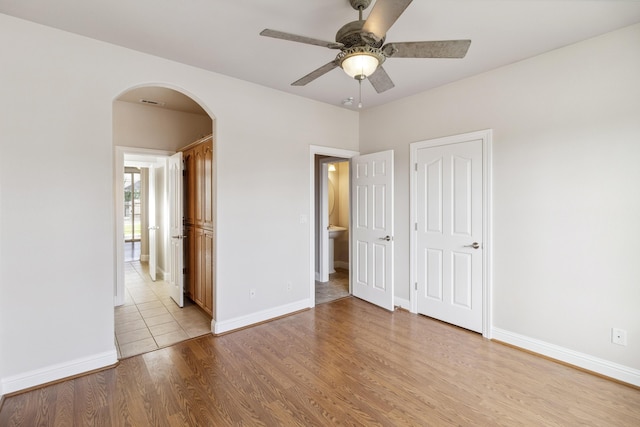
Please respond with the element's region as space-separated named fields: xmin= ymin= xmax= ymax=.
xmin=338 ymin=46 xmax=385 ymax=80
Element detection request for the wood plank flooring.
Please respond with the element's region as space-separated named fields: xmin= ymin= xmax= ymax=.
xmin=1 ymin=297 xmax=639 ymax=426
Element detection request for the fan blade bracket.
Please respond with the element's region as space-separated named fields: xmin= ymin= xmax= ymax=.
xmin=383 ymin=40 xmax=471 ymax=58
xmin=260 ymin=29 xmax=344 ymax=50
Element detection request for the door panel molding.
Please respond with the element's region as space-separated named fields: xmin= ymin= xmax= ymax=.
xmin=409 ymin=130 xmax=493 ymax=337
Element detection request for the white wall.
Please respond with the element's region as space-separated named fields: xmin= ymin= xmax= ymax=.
xmin=359 ymin=24 xmax=640 ymax=379
xmin=0 ymin=14 xmax=358 ymax=395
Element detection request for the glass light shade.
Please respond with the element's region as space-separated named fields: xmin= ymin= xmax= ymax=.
xmin=341 ymin=53 xmax=379 ymax=79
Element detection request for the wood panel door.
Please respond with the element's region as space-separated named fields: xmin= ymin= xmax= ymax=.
xmin=183 ymin=148 xmax=196 ymax=226
xmin=202 ymin=142 xmax=214 ymax=230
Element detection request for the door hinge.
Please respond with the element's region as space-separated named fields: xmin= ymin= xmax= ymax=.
xmin=414 ymin=223 xmax=418 ymax=231
xmin=415 ymin=282 xmax=418 ymax=291
xmin=183 ymin=267 xmax=186 ymax=274
xmin=414 ymin=163 xmax=418 ymax=172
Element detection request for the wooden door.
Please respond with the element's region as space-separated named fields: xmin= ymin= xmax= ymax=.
xmin=183 ymin=148 xmax=196 ymax=225
xmin=202 ymin=141 xmax=214 ymax=230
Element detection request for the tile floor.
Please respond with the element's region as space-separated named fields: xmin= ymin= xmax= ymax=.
xmin=115 ymin=261 xmax=212 ymax=359
xmin=315 ymin=268 xmax=350 ymax=304
xmin=117 ymin=247 xmax=346 ymax=357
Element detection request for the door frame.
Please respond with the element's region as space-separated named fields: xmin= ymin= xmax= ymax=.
xmin=309 ymin=145 xmax=359 ymax=307
xmin=409 ymin=130 xmax=493 ymax=338
xmin=114 ymin=146 xmax=174 ymax=306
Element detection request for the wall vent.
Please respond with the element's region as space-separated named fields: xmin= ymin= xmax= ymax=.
xmin=139 ymin=98 xmax=166 ymax=107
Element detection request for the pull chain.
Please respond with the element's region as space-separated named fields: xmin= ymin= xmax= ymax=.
xmin=358 ymin=79 xmax=363 ymax=109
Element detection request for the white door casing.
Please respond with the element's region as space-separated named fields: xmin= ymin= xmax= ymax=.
xmin=351 ymin=150 xmax=394 ymax=311
xmin=169 ymin=151 xmax=184 ymax=307
xmin=318 ymin=161 xmax=331 ymax=282
xmin=309 ymin=145 xmax=359 ymax=307
xmin=411 ymin=130 xmax=492 ymax=335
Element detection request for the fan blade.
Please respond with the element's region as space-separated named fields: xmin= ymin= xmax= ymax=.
xmin=368 ymin=66 xmax=395 ymax=93
xmin=383 ymin=40 xmax=471 ymax=58
xmin=260 ymin=29 xmax=343 ymax=49
xmin=292 ymin=61 xmax=340 ymax=86
xmin=362 ymin=0 xmax=413 ymax=40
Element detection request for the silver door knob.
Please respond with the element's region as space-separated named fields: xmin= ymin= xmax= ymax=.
xmin=379 ymin=235 xmax=392 ymax=241
xmin=464 ymin=242 xmax=480 ymax=249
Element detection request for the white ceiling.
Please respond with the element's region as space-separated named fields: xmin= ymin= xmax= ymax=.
xmin=2 ymin=0 xmax=640 ymax=110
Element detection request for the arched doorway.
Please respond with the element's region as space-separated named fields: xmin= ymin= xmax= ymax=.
xmin=113 ymin=85 xmax=216 ymax=358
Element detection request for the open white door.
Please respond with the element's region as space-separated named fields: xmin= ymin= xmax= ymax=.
xmin=414 ymin=136 xmax=484 ymax=333
xmin=148 ymin=166 xmax=157 ymax=281
xmin=168 ymin=152 xmax=184 ymax=307
xmin=351 ymin=150 xmax=394 ymax=311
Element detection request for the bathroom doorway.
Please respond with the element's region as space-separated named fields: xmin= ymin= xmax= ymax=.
xmin=313 ymin=150 xmax=356 ymax=305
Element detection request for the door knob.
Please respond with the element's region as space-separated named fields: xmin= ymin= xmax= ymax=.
xmin=464 ymin=242 xmax=480 ymax=249
xmin=379 ymin=235 xmax=392 ymax=241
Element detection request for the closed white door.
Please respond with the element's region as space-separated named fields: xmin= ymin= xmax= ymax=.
xmin=168 ymin=152 xmax=184 ymax=307
xmin=351 ymin=150 xmax=394 ymax=311
xmin=148 ymin=166 xmax=157 ymax=281
xmin=415 ymin=138 xmax=483 ymax=332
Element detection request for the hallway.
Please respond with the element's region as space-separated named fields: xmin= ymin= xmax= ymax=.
xmin=114 ymin=261 xmax=211 ymax=358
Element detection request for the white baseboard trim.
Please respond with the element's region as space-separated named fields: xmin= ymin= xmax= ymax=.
xmin=394 ymin=296 xmax=411 ymax=311
xmin=157 ymin=268 xmax=167 ymax=281
xmin=491 ymin=327 xmax=640 ymax=387
xmin=140 ymin=254 xmax=149 ymax=262
xmin=213 ymin=299 xmax=310 ymax=335
xmin=1 ymin=349 xmax=118 ymax=396
xmin=334 ymin=261 xmax=350 ymax=270
xmin=315 ymin=272 xmax=321 ymax=281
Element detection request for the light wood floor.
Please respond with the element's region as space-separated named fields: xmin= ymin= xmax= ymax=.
xmin=1 ymin=297 xmax=638 ymax=426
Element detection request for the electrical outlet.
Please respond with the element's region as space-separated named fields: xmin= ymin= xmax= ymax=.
xmin=250 ymin=288 xmax=256 ymax=298
xmin=611 ymin=328 xmax=627 ymax=346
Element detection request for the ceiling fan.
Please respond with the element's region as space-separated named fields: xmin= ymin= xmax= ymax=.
xmin=260 ymin=0 xmax=471 ymax=99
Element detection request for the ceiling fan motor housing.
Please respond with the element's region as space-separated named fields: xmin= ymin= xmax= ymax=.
xmin=336 ymin=20 xmax=385 ymax=48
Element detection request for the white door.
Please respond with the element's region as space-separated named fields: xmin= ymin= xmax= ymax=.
xmin=148 ymin=166 xmax=157 ymax=281
xmin=351 ymin=150 xmax=394 ymax=311
xmin=168 ymin=152 xmax=184 ymax=307
xmin=415 ymin=138 xmax=483 ymax=332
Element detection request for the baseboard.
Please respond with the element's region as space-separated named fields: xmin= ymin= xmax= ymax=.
xmin=1 ymin=349 xmax=118 ymax=396
xmin=140 ymin=254 xmax=149 ymax=262
xmin=334 ymin=261 xmax=349 ymax=270
xmin=394 ymin=296 xmax=411 ymax=311
xmin=315 ymin=272 xmax=321 ymax=281
xmin=213 ymin=299 xmax=310 ymax=335
xmin=157 ymin=268 xmax=167 ymax=280
xmin=491 ymin=327 xmax=640 ymax=387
